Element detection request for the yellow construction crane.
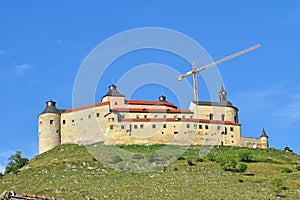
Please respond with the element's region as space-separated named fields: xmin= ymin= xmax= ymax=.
xmin=178 ymin=44 xmax=261 ymax=102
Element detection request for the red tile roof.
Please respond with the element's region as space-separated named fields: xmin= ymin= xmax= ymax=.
xmin=126 ymin=100 xmax=177 ymax=109
xmin=111 ymin=108 xmax=192 ymax=114
xmin=121 ymin=117 xmax=239 ymax=125
xmin=63 ymin=101 xmax=110 ymax=113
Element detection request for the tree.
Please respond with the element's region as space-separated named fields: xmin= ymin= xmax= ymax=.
xmin=270 ymin=178 xmax=283 ymax=196
xmin=5 ymin=151 xmax=29 ymax=175
xmin=0 ymin=172 xmax=3 ymax=178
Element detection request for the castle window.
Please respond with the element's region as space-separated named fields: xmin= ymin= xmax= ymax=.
xmin=96 ymin=113 xmax=100 ymax=117
xmin=121 ymin=125 xmax=125 ymax=129
xmin=199 ymin=124 xmax=202 ymax=129
xmin=39 ymin=121 xmax=42 ymax=124
xmin=134 ymin=125 xmax=138 ymax=129
xmin=234 ymin=116 xmax=238 ymax=123
xmin=108 ymin=118 xmax=114 ymax=122
xmin=144 ymin=115 xmax=147 ymax=119
xmin=115 ymin=102 xmax=118 ymax=105
xmin=110 ymin=125 xmax=113 ymax=130
xmin=221 ymin=114 xmax=225 ymax=121
xmin=224 ymin=127 xmax=227 ymax=135
xmin=187 ymin=124 xmax=190 ymax=128
xmin=63 ymin=120 xmax=66 ymax=124
xmin=230 ymin=127 xmax=234 ymax=131
xmin=182 ymin=116 xmax=185 ymax=119
xmin=154 ymin=115 xmax=158 ymax=118
xmin=152 ymin=124 xmax=156 ymax=128
xmin=56 ymin=130 xmax=59 ymax=133
xmin=88 ymin=115 xmax=91 ymax=119
xmin=174 ymin=131 xmax=178 ymax=134
xmin=163 ymin=115 xmax=166 ymax=118
xmin=232 ymin=141 xmax=234 ymax=143
xmin=50 ymin=120 xmax=54 ymax=125
xmin=162 ymin=132 xmax=164 ymax=134
xmin=217 ymin=126 xmax=221 ymax=130
xmin=231 ymin=135 xmax=234 ymax=138
xmin=205 ymin=125 xmax=209 ymax=129
xmin=136 ymin=115 xmax=140 ymax=119
xmin=140 ymin=124 xmax=144 ymax=129
xmin=205 ymin=133 xmax=208 ymax=135
xmin=72 ymin=119 xmax=75 ymax=123
xmin=81 ymin=118 xmax=83 ymax=121
xmin=163 ymin=124 xmax=167 ymax=128
xmin=190 ymin=116 xmax=193 ymax=119
xmin=209 ymin=114 xmax=213 ymax=120
xmin=194 ymin=124 xmax=197 ymax=129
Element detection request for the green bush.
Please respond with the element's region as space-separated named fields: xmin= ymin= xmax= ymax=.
xmin=270 ymin=178 xmax=283 ymax=196
xmin=0 ymin=172 xmax=3 ymax=179
xmin=295 ymin=165 xmax=300 ymax=171
xmin=238 ymin=151 xmax=253 ymax=162
xmin=237 ymin=163 xmax=248 ymax=173
xmin=217 ymin=156 xmax=237 ymax=171
xmin=281 ymin=168 xmax=292 ymax=173
xmin=5 ymin=151 xmax=29 ymax=175
xmin=204 ymin=153 xmax=216 ymax=162
xmin=196 ymin=158 xmax=204 ymax=162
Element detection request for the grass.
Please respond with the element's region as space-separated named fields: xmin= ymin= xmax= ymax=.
xmin=0 ymin=144 xmax=300 ymax=199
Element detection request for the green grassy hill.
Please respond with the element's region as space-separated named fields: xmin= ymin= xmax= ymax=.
xmin=0 ymin=144 xmax=300 ymax=199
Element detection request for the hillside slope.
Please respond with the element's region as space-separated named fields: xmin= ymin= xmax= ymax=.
xmin=0 ymin=144 xmax=300 ymax=199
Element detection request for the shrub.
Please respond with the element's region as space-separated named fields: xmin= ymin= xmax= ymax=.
xmin=238 ymin=151 xmax=253 ymax=162
xmin=196 ymin=158 xmax=204 ymax=162
xmin=133 ymin=154 xmax=144 ymax=160
xmin=174 ymin=167 xmax=178 ymax=171
xmin=295 ymin=165 xmax=300 ymax=171
xmin=0 ymin=172 xmax=3 ymax=179
xmin=204 ymin=153 xmax=216 ymax=162
xmin=217 ymin=156 xmax=237 ymax=171
xmin=5 ymin=151 xmax=29 ymax=175
xmin=237 ymin=163 xmax=248 ymax=173
xmin=281 ymin=168 xmax=292 ymax=173
xmin=270 ymin=178 xmax=283 ymax=196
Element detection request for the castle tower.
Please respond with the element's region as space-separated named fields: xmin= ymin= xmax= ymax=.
xmin=219 ymin=84 xmax=227 ymax=102
xmin=102 ymin=84 xmax=125 ymax=108
xmin=260 ymin=128 xmax=269 ymax=149
xmin=38 ymin=100 xmax=62 ymax=154
xmin=159 ymin=95 xmax=166 ymax=102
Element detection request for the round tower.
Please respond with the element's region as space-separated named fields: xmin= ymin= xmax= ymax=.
xmin=38 ymin=100 xmax=61 ymax=154
xmin=260 ymin=128 xmax=269 ymax=149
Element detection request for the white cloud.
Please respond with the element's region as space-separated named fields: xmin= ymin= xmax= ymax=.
xmin=235 ymin=86 xmax=300 ymax=126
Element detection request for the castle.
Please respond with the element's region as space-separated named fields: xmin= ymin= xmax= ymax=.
xmin=38 ymin=84 xmax=268 ymax=154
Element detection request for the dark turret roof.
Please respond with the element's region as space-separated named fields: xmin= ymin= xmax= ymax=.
xmin=220 ymin=84 xmax=226 ymax=93
xmin=102 ymin=84 xmax=125 ymax=98
xmin=261 ymin=128 xmax=268 ymax=138
xmin=40 ymin=100 xmax=63 ymax=115
xmin=193 ymin=100 xmax=238 ymax=110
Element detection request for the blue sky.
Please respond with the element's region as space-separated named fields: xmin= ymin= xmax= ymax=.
xmin=1 ymin=1 xmax=300 ymax=172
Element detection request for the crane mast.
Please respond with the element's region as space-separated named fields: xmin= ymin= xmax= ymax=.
xmin=178 ymin=44 xmax=261 ymax=102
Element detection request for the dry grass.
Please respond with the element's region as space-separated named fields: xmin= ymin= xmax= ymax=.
xmin=0 ymin=144 xmax=299 ymax=199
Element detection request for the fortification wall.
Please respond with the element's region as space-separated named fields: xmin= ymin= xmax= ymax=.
xmin=60 ymin=104 xmax=110 ymax=145
xmin=240 ymin=136 xmax=266 ymax=148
